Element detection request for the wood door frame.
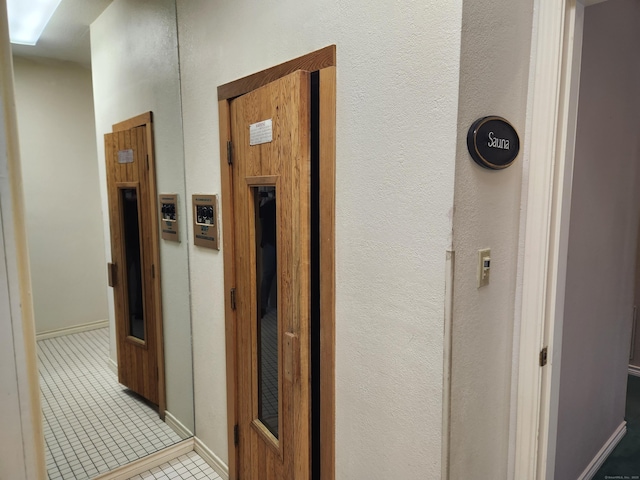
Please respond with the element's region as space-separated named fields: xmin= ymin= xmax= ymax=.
xmin=111 ymin=111 xmax=166 ymax=419
xmin=218 ymin=45 xmax=336 ymax=480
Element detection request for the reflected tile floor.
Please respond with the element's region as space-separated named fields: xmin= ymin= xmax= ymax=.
xmin=127 ymin=451 xmax=221 ymax=480
xmin=38 ymin=328 xmax=182 ymax=479
xmin=260 ymin=307 xmax=278 ymax=436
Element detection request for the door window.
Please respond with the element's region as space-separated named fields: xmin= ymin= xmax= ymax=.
xmin=120 ymin=187 xmax=145 ymax=341
xmin=255 ymin=186 xmax=279 ymax=438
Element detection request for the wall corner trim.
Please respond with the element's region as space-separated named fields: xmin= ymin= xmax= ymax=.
xmin=577 ymin=421 xmax=626 ymax=480
xmin=107 ymin=358 xmax=118 ymax=375
xmin=442 ymin=249 xmax=455 ymax=479
xmin=35 ymin=320 xmax=108 ymax=341
xmin=91 ymin=439 xmax=194 ymax=480
xmin=164 ymin=411 xmax=194 ymax=440
xmin=194 ymin=437 xmax=229 ymax=480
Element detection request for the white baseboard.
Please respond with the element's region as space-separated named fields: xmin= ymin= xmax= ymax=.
xmin=91 ymin=438 xmax=194 ymax=480
xmin=107 ymin=357 xmax=118 ymax=375
xmin=577 ymin=421 xmax=626 ymax=480
xmin=36 ymin=319 xmax=108 ymax=341
xmin=629 ymin=365 xmax=640 ymax=377
xmin=165 ymin=411 xmax=193 ymax=440
xmin=194 ymin=436 xmax=229 ymax=480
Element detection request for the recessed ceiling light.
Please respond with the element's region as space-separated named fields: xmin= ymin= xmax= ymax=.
xmin=7 ymin=0 xmax=62 ymax=46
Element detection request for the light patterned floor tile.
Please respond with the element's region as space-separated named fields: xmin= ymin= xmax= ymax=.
xmin=126 ymin=451 xmax=221 ymax=480
xmin=39 ymin=328 xmax=182 ymax=479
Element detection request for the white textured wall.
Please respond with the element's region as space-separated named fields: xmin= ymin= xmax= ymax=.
xmin=176 ymin=0 xmax=463 ymax=477
xmin=12 ymin=56 xmax=108 ymax=334
xmin=554 ymin=2 xmax=640 ymax=478
xmin=91 ymin=0 xmax=194 ymax=433
xmin=449 ymin=1 xmax=534 ymax=479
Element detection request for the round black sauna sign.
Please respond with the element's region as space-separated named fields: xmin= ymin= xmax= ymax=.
xmin=467 ymin=116 xmax=520 ymax=170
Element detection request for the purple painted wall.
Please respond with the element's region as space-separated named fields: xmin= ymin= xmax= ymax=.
xmin=555 ymin=1 xmax=640 ymax=478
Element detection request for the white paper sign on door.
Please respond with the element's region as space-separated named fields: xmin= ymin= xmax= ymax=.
xmin=249 ymin=119 xmax=273 ymax=146
xmin=118 ymin=149 xmax=134 ymax=164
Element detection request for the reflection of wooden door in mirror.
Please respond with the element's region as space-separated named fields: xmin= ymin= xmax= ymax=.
xmin=230 ymin=71 xmax=311 ymax=480
xmin=104 ymin=113 xmax=165 ymax=415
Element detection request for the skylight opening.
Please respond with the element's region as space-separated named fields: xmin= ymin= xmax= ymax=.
xmin=7 ymin=0 xmax=62 ymax=46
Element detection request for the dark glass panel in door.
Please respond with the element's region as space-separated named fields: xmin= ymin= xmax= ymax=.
xmin=255 ymin=186 xmax=278 ymax=438
xmin=121 ymin=188 xmax=145 ymax=341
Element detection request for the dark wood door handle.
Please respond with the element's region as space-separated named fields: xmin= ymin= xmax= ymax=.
xmin=284 ymin=332 xmax=299 ymax=383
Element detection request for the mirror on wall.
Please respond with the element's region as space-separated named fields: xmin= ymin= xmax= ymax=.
xmin=11 ymin=0 xmax=195 ymax=478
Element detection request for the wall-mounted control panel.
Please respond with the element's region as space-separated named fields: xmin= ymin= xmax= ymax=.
xmin=159 ymin=194 xmax=179 ymax=242
xmin=192 ymin=194 xmax=219 ymax=250
xmin=478 ymin=248 xmax=491 ymax=288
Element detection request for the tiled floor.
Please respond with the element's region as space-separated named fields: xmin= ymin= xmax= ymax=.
xmin=38 ymin=328 xmax=182 ymax=479
xmin=126 ymin=451 xmax=221 ymax=480
xmin=259 ymin=307 xmax=278 ymax=436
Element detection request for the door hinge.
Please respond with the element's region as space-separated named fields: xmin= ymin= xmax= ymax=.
xmin=146 ymin=154 xmax=149 ymax=169
xmin=107 ymin=262 xmax=116 ymax=287
xmin=230 ymin=288 xmax=236 ymax=310
xmin=539 ymin=346 xmax=548 ymax=367
xmin=234 ymin=424 xmax=239 ymax=446
xmin=152 ymin=264 xmax=155 ymax=278
xmin=227 ymin=141 xmax=233 ymax=165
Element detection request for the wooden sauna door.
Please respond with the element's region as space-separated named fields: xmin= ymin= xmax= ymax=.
xmin=105 ymin=123 xmax=162 ymax=408
xmin=230 ymin=70 xmax=312 ymax=480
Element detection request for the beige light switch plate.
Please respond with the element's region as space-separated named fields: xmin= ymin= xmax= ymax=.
xmin=478 ymin=248 xmax=491 ymax=288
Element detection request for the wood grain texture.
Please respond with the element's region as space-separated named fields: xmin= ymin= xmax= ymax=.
xmin=230 ymin=71 xmax=311 ymax=480
xmin=217 ymin=46 xmax=335 ymax=101
xmin=220 ymin=59 xmax=336 ymax=480
xmin=218 ymin=98 xmax=239 ymax=480
xmin=318 ymin=66 xmax=336 ymax=480
xmin=112 ymin=111 xmax=153 ymax=133
xmin=144 ymin=118 xmax=167 ymax=419
xmin=104 ymin=120 xmax=164 ymax=414
xmin=245 ymin=175 xmax=279 ymax=186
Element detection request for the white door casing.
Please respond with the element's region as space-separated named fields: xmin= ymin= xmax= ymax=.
xmin=514 ymin=0 xmax=589 ymax=478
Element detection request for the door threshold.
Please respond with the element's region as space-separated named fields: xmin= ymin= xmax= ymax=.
xmin=91 ymin=439 xmax=194 ymax=480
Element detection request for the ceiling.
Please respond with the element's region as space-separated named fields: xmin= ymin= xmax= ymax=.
xmin=10 ymin=0 xmax=113 ymax=67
